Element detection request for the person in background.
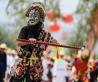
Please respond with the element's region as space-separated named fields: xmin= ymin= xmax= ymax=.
xmin=88 ymin=58 xmax=98 ymax=82
xmin=52 ymin=54 xmax=67 ymax=82
xmin=66 ymin=56 xmax=73 ymax=82
xmin=42 ymin=51 xmax=49 ymax=82
xmin=0 ymin=43 xmax=7 ymax=82
xmin=47 ymin=57 xmax=54 ymax=82
xmin=5 ymin=49 xmax=17 ymax=82
xmin=72 ymin=48 xmax=90 ymax=82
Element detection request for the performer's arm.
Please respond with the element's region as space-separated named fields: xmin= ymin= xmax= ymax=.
xmin=16 ymin=27 xmax=27 ymax=46
xmin=16 ymin=40 xmax=29 ymax=46
xmin=16 ymin=38 xmax=36 ymax=46
xmin=16 ymin=27 xmax=36 ymax=47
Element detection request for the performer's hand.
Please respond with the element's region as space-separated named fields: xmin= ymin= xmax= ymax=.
xmin=29 ymin=38 xmax=36 ymax=44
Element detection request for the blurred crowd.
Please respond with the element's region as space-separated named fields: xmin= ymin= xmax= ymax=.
xmin=0 ymin=43 xmax=18 ymax=82
xmin=0 ymin=43 xmax=98 ymax=82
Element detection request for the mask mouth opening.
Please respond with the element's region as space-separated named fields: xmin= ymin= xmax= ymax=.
xmin=28 ymin=20 xmax=43 ymax=29
xmin=28 ymin=18 xmax=39 ymax=25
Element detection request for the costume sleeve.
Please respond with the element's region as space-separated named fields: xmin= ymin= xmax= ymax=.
xmin=18 ymin=27 xmax=28 ymax=39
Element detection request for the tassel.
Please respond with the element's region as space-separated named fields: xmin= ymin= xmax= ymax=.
xmin=56 ymin=47 xmax=60 ymax=59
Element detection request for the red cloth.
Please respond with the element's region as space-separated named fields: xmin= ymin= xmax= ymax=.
xmin=74 ymin=58 xmax=88 ymax=82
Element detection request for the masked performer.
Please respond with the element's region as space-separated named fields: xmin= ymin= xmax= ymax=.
xmin=10 ymin=2 xmax=58 ymax=82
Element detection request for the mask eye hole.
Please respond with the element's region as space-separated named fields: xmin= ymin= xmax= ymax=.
xmin=29 ymin=9 xmax=39 ymax=18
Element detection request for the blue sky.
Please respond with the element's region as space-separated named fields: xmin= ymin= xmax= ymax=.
xmin=59 ymin=0 xmax=79 ymax=14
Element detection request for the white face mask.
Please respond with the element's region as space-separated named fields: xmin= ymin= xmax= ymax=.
xmin=28 ymin=9 xmax=40 ymax=25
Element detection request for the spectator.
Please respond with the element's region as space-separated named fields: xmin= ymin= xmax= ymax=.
xmin=47 ymin=57 xmax=54 ymax=82
xmin=5 ymin=49 xmax=17 ymax=82
xmin=72 ymin=48 xmax=90 ymax=82
xmin=66 ymin=56 xmax=73 ymax=82
xmin=52 ymin=54 xmax=67 ymax=82
xmin=89 ymin=59 xmax=98 ymax=82
xmin=42 ymin=51 xmax=49 ymax=82
xmin=0 ymin=43 xmax=7 ymax=82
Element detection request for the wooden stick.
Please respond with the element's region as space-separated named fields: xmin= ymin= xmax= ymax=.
xmin=17 ymin=39 xmax=81 ymax=49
